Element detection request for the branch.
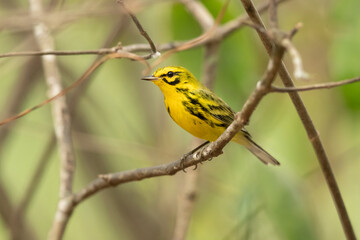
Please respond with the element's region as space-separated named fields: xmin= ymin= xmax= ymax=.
xmin=239 ymin=0 xmax=356 ymax=239
xmin=271 ymin=76 xmax=360 ymax=92
xmin=0 ymin=49 xmax=116 ymax=58
xmin=117 ymin=0 xmax=158 ymax=56
xmin=29 ymin=0 xmax=75 ymax=205
xmin=28 ymin=0 xmax=76 ymax=239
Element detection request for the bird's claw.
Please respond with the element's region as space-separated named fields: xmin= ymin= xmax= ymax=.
xmin=180 ymin=154 xmax=188 ymax=173
xmin=179 ymin=141 xmax=210 ymax=173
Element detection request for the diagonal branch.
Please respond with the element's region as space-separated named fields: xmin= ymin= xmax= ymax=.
xmin=239 ymin=0 xmax=356 ymax=239
xmin=117 ymin=0 xmax=158 ymax=55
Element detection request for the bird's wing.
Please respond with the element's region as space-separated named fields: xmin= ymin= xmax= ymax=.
xmin=195 ymin=88 xmax=252 ymax=138
xmin=196 ymin=88 xmax=235 ymax=126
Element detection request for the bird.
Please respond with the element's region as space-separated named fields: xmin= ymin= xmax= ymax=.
xmin=141 ymin=66 xmax=279 ymax=165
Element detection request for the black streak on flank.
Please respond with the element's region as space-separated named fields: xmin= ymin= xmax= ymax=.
xmin=182 ymin=101 xmax=207 ymax=121
xmin=207 ymin=104 xmax=225 ymax=111
xmin=215 ymin=123 xmax=228 ymax=128
xmin=167 ymin=106 xmax=171 ymax=115
xmin=211 ymin=114 xmax=234 ymax=124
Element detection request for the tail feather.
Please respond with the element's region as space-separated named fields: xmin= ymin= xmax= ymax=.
xmin=233 ymin=132 xmax=280 ymax=166
xmin=245 ymin=139 xmax=280 ymax=165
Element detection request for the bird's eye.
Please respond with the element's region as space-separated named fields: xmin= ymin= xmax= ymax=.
xmin=167 ymin=71 xmax=174 ymax=78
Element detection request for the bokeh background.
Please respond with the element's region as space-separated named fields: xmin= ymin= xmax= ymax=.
xmin=0 ymin=0 xmax=359 ymax=239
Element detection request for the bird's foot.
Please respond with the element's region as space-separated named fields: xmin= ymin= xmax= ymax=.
xmin=180 ymin=141 xmax=210 ymax=172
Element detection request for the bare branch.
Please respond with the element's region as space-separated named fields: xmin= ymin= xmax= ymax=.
xmin=271 ymin=76 xmax=360 ymax=92
xmin=0 ymin=49 xmax=115 ymax=58
xmin=29 ymin=0 xmax=75 ymax=198
xmin=239 ymin=0 xmax=356 ymax=239
xmin=117 ymin=0 xmax=158 ymax=56
xmin=28 ymin=0 xmax=76 ymax=239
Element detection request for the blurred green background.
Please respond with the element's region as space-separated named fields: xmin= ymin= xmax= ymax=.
xmin=0 ymin=0 xmax=359 ymax=239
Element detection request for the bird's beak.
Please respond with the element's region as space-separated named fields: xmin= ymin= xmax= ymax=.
xmin=141 ymin=75 xmax=159 ymax=81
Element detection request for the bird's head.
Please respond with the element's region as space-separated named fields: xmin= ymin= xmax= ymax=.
xmin=141 ymin=66 xmax=201 ymax=94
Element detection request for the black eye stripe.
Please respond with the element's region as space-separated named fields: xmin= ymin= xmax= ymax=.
xmin=162 ymin=77 xmax=180 ymax=85
xmin=158 ymin=71 xmax=182 ymax=85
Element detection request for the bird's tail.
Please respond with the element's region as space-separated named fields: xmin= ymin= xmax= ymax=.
xmin=233 ymin=132 xmax=280 ymax=166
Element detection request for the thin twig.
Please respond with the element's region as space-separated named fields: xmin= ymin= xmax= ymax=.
xmin=0 ymin=49 xmax=115 ymax=58
xmin=271 ymin=76 xmax=360 ymax=92
xmin=117 ymin=0 xmax=158 ymax=55
xmin=239 ymin=0 xmax=356 ymax=239
xmin=0 ymin=51 xmax=148 ymax=127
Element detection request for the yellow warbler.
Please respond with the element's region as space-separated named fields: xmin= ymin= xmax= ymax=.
xmin=142 ymin=66 xmax=279 ymax=165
